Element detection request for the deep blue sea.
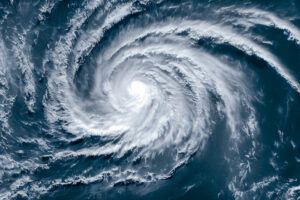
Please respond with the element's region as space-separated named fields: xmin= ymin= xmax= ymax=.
xmin=0 ymin=0 xmax=300 ymax=199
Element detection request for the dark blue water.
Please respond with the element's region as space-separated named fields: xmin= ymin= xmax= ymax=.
xmin=0 ymin=0 xmax=300 ymax=199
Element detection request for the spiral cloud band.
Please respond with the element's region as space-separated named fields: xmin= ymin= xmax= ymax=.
xmin=0 ymin=0 xmax=300 ymax=199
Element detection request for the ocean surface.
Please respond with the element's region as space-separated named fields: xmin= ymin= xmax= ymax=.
xmin=0 ymin=0 xmax=300 ymax=199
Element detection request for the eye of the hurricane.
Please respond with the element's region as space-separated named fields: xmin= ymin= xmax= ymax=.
xmin=127 ymin=80 xmax=149 ymax=107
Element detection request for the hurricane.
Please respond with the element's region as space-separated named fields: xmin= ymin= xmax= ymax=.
xmin=0 ymin=0 xmax=300 ymax=199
